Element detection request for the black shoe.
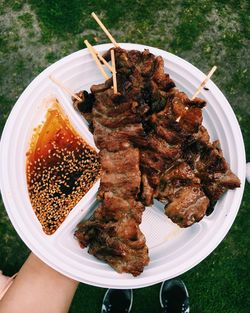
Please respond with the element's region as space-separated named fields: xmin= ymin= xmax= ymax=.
xmin=159 ymin=279 xmax=190 ymax=313
xmin=101 ymin=289 xmax=133 ymax=313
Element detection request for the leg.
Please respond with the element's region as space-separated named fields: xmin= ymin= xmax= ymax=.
xmin=159 ymin=278 xmax=190 ymax=313
xmin=101 ymin=289 xmax=133 ymax=313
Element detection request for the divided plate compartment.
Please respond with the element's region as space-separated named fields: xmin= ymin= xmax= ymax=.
xmin=0 ymin=43 xmax=246 ymax=289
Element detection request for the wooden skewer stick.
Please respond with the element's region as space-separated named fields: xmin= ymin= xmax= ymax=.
xmin=111 ymin=49 xmax=118 ymax=94
xmin=91 ymin=44 xmax=113 ymax=72
xmin=176 ymin=65 xmax=217 ymax=122
xmin=91 ymin=12 xmax=119 ymax=47
xmin=176 ymin=116 xmax=181 ymax=123
xmin=49 ymin=75 xmax=82 ymax=101
xmin=84 ymin=40 xmax=109 ymax=80
xmin=191 ymin=65 xmax=217 ymax=100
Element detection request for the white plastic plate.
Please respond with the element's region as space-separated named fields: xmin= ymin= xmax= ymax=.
xmin=0 ymin=43 xmax=246 ymax=289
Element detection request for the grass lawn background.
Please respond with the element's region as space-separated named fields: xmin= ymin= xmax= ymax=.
xmin=0 ymin=1 xmax=249 ymax=312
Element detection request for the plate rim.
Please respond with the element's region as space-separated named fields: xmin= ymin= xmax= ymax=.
xmin=0 ymin=43 xmax=246 ymax=288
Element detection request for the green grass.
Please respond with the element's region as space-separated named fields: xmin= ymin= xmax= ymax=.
xmin=18 ymin=12 xmax=33 ymax=28
xmin=0 ymin=1 xmax=249 ymax=312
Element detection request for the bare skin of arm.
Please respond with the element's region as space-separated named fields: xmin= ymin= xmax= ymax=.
xmin=0 ymin=253 xmax=79 ymax=313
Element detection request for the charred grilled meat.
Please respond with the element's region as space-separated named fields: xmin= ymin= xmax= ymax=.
xmin=75 ymin=87 xmax=149 ymax=276
xmin=74 ymin=47 xmax=240 ymax=274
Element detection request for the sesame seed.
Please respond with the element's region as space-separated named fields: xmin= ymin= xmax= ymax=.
xmin=26 ymin=105 xmax=100 ymax=235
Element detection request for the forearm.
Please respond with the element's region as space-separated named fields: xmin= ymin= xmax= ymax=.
xmin=0 ymin=253 xmax=79 ymax=313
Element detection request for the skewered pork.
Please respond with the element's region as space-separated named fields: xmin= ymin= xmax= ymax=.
xmin=74 ymin=47 xmax=240 ymax=274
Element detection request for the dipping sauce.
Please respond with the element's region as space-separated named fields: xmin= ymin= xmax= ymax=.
xmin=26 ymin=99 xmax=100 ymax=235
